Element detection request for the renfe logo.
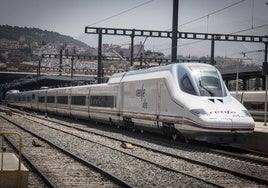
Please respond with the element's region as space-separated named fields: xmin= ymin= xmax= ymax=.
xmin=136 ymin=84 xmax=145 ymax=101
xmin=209 ymin=110 xmax=236 ymax=114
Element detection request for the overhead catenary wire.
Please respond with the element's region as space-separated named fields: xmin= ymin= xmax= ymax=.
xmin=86 ymin=0 xmax=155 ymax=27
xmin=179 ymin=0 xmax=247 ymax=28
xmin=161 ymin=0 xmax=267 ymax=55
xmin=230 ymin=23 xmax=268 ymax=35
xmin=79 ymin=0 xmax=266 ymax=60
xmin=76 ymin=0 xmax=154 ymax=41
xmin=153 ymin=0 xmax=259 ymax=53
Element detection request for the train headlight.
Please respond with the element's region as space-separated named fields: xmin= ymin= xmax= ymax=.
xmin=242 ymin=110 xmax=251 ymax=117
xmin=190 ymin=109 xmax=208 ymax=117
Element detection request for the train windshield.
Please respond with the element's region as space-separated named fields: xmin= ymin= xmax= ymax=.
xmin=180 ymin=66 xmax=227 ymax=97
xmin=193 ymin=70 xmax=226 ymax=97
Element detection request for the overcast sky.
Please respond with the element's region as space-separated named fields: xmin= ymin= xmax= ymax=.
xmin=0 ymin=0 xmax=268 ymax=62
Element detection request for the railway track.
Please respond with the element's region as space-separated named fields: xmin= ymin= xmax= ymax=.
xmin=26 ymin=113 xmax=268 ymax=186
xmin=19 ymin=108 xmax=268 ymax=166
xmin=0 ymin=131 xmax=46 ymax=188
xmin=207 ymin=145 xmax=268 ymax=167
xmin=0 ymin=114 xmax=132 ymax=187
xmin=1 ymin=111 xmax=222 ymax=187
xmin=37 ymin=112 xmax=268 ymax=168
xmin=1 ymin=106 xmax=267 ymax=187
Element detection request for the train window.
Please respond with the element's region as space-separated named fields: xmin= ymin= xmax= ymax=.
xmin=21 ymin=97 xmax=26 ymax=101
xmin=181 ymin=75 xmax=196 ymax=95
xmin=47 ymin=96 xmax=55 ymax=103
xmin=32 ymin=94 xmax=35 ymax=100
xmin=38 ymin=96 xmax=45 ymax=103
xmin=90 ymin=96 xmax=115 ymax=108
xmin=27 ymin=96 xmax=31 ymax=102
xmin=71 ymin=96 xmax=86 ymax=106
xmin=57 ymin=96 xmax=68 ymax=104
xmin=244 ymin=102 xmax=265 ymax=111
xmin=195 ymin=70 xmax=226 ymax=97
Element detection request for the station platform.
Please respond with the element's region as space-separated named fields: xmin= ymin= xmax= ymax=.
xmin=254 ymin=122 xmax=268 ymax=132
xmin=231 ymin=122 xmax=268 ymax=153
xmin=0 ymin=153 xmax=28 ymax=188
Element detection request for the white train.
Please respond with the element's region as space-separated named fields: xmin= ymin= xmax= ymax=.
xmin=6 ymin=63 xmax=255 ymax=143
xmin=230 ymin=91 xmax=268 ymax=122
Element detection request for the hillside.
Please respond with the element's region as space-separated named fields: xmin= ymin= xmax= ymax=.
xmin=0 ymin=25 xmax=89 ymax=49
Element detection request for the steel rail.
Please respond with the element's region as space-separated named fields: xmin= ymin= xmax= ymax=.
xmin=15 ymin=112 xmax=268 ymax=186
xmin=25 ymin=113 xmax=268 ymax=186
xmin=29 ymin=120 xmax=223 ymax=187
xmin=208 ymin=147 xmax=268 ymax=166
xmin=0 ymin=114 xmax=134 ymax=188
xmin=5 ymin=114 xmax=223 ymax=187
xmin=2 ymin=132 xmax=57 ymax=188
xmin=27 ymin=111 xmax=268 ymax=165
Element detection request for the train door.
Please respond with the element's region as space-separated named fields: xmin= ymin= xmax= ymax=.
xmin=45 ymin=90 xmax=48 ymax=112
xmin=69 ymin=88 xmax=72 ymax=115
xmin=88 ymin=87 xmax=91 ymax=119
xmin=56 ymin=90 xmax=58 ymax=114
xmin=158 ymin=80 xmax=183 ymax=140
xmin=67 ymin=88 xmax=71 ymax=116
xmin=118 ymin=82 xmax=124 ymax=122
xmin=30 ymin=92 xmax=34 ymax=110
xmin=156 ymin=81 xmax=162 ymax=126
xmin=157 ymin=81 xmax=167 ymax=133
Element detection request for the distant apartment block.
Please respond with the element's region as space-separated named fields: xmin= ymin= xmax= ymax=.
xmin=0 ymin=38 xmax=23 ymax=50
xmin=102 ymin=42 xmax=145 ymax=57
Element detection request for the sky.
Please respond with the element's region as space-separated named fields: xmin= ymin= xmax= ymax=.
xmin=0 ymin=0 xmax=268 ymax=63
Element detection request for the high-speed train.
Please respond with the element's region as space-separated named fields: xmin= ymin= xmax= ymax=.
xmin=5 ymin=63 xmax=255 ymax=143
xmin=230 ymin=91 xmax=267 ymax=122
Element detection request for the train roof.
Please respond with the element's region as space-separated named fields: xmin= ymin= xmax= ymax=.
xmin=108 ymin=62 xmax=215 ymax=84
xmin=6 ymin=89 xmax=20 ymax=94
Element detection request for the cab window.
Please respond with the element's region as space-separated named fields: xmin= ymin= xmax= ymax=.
xmin=180 ymin=75 xmax=196 ymax=95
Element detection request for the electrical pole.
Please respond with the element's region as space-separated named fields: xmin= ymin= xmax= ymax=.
xmin=97 ymin=29 xmax=103 ymax=84
xmin=130 ymin=31 xmax=135 ymax=66
xmin=59 ymin=49 xmax=62 ymax=76
xmin=211 ymin=35 xmax=215 ymax=65
xmin=264 ymin=42 xmax=268 ymax=126
xmin=171 ymin=0 xmax=179 ymax=62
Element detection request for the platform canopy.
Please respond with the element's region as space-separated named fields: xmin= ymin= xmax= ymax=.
xmin=1 ymin=73 xmax=96 ymax=91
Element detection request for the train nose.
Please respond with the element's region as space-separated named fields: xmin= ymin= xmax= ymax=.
xmin=198 ymin=112 xmax=254 ymax=131
xmin=202 ymin=116 xmax=233 ymax=128
xmin=232 ymin=117 xmax=255 ymax=130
